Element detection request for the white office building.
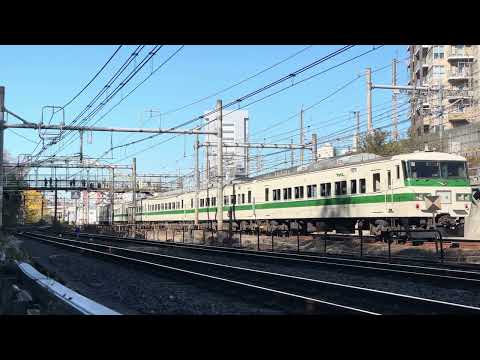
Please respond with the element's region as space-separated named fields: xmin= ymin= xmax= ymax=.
xmin=204 ymin=109 xmax=249 ymax=181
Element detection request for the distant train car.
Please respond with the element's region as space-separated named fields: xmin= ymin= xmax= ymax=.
xmin=114 ymin=151 xmax=471 ymax=235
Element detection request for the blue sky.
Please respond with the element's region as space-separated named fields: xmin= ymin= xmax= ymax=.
xmin=2 ymin=45 xmax=409 ymax=176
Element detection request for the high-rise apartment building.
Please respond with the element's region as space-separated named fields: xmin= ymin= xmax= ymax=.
xmin=204 ymin=109 xmax=249 ymax=181
xmin=408 ymin=45 xmax=479 ymax=136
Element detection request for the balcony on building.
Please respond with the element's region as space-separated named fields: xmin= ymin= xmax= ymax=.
xmin=447 ymin=46 xmax=474 ymax=62
xmin=447 ymin=106 xmax=471 ymax=124
xmin=447 ymin=90 xmax=472 ymax=101
xmin=448 ymin=69 xmax=472 ymax=81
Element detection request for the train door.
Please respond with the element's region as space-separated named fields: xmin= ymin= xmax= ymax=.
xmin=127 ymin=206 xmax=135 ymax=224
xmin=370 ymin=170 xmax=384 ymax=215
xmin=386 ymin=169 xmax=394 ymax=214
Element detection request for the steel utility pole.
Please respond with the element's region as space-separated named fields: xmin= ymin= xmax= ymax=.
xmin=216 ymin=99 xmax=224 ymax=233
xmin=79 ymin=130 xmax=84 ymax=163
xmin=54 ymin=187 xmax=58 ymax=225
xmin=366 ymin=68 xmax=373 ymax=134
xmin=244 ymin=116 xmax=249 ymax=176
xmin=0 ymin=86 xmax=4 ymax=229
xmin=132 ymin=157 xmax=137 ymax=233
xmin=41 ymin=195 xmax=44 ymax=221
xmin=290 ymin=138 xmax=294 ymax=167
xmin=194 ymin=133 xmax=200 ymax=225
xmin=354 ymin=111 xmax=360 ymax=151
xmin=392 ymin=58 xmax=398 ymax=141
xmin=205 ymin=141 xmax=209 ymax=186
xmin=300 ymin=105 xmax=304 ymax=165
xmin=111 ymin=168 xmax=115 ymax=225
xmin=311 ymin=133 xmax=318 ymax=162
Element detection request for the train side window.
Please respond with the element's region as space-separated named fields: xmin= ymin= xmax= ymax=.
xmin=265 ymin=188 xmax=269 ymax=202
xmin=231 ymin=195 xmax=236 ymax=204
xmin=248 ymin=191 xmax=252 ymax=203
xmin=307 ymin=184 xmax=317 ymax=198
xmin=200 ymin=199 xmax=204 ymax=207
xmin=190 ymin=199 xmax=193 ymax=208
xmin=283 ymin=188 xmax=288 ymax=200
xmin=320 ymin=183 xmax=326 ymax=197
xmin=212 ymin=197 xmax=216 ymax=206
xmin=335 ymin=182 xmax=340 ymax=195
xmin=359 ymin=179 xmax=366 ymax=193
xmin=396 ymin=165 xmax=400 ymax=179
xmin=351 ymin=180 xmax=357 ymax=194
xmin=387 ymin=170 xmax=391 ymax=188
xmin=206 ymin=198 xmax=210 ymax=207
xmin=288 ymin=188 xmax=292 ymax=199
xmin=173 ymin=202 xmax=176 ymax=210
xmin=326 ymin=183 xmax=331 ymax=196
xmin=335 ymin=181 xmax=347 ymax=195
xmin=181 ymin=200 xmax=184 ymax=209
xmin=224 ymin=196 xmax=228 ymax=205
xmin=274 ymin=189 xmax=279 ymax=201
xmin=373 ymin=173 xmax=381 ymax=192
xmin=242 ymin=194 xmax=245 ymax=204
xmin=295 ymin=186 xmax=304 ymax=199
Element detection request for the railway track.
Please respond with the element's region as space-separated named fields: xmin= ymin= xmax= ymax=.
xmin=17 ymin=231 xmax=480 ymax=315
xmin=61 ymin=231 xmax=480 ymax=285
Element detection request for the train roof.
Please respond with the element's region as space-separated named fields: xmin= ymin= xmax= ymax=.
xmin=147 ymin=151 xmax=467 ymax=201
xmin=391 ymin=151 xmax=467 ymax=162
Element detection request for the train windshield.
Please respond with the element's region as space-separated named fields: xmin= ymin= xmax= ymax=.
xmin=407 ymin=160 xmax=467 ymax=179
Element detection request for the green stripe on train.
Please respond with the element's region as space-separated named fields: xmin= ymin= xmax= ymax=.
xmin=132 ymin=192 xmax=418 ymax=217
xmin=404 ymin=178 xmax=470 ymax=187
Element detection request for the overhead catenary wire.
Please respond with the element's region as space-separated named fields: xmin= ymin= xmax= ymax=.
xmin=61 ymin=45 xmax=124 ymax=110
xmin=32 ymin=45 xmax=165 ymax=165
xmin=89 ymin=46 xmax=360 ymax=162
xmin=100 ymin=46 xmax=383 ymax=164
xmin=159 ymin=45 xmax=315 ymax=118
xmin=29 ymin=45 xmax=147 ymax=161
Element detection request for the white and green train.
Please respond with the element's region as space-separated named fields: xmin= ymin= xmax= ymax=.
xmin=107 ymin=151 xmax=472 ymax=235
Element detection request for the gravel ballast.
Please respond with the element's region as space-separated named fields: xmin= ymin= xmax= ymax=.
xmin=87 ymin=236 xmax=480 ymax=309
xmin=18 ymin=236 xmax=283 ymax=315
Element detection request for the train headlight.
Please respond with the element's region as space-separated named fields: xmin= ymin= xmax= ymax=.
xmin=456 ymin=193 xmax=470 ymax=201
xmin=415 ymin=193 xmax=427 ymax=201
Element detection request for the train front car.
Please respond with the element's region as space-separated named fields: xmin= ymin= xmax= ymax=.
xmin=397 ymin=151 xmax=471 ymax=234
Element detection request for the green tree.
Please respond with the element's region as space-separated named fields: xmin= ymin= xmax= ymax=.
xmin=359 ymin=129 xmax=398 ymax=156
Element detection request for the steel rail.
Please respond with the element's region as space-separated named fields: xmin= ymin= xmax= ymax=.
xmin=70 ymin=231 xmax=480 ymax=283
xmin=20 ymin=232 xmax=376 ymax=315
xmin=22 ymin=232 xmax=480 ymax=315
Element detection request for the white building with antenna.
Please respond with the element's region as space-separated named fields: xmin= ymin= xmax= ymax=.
xmin=204 ymin=109 xmax=249 ymax=181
